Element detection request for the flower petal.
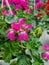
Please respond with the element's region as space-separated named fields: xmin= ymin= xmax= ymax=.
xmin=26 ymin=24 xmax=33 ymax=29
xmin=36 ymin=0 xmax=40 ymax=2
xmin=24 ymin=7 xmax=32 ymax=14
xmin=20 ymin=0 xmax=28 ymax=9
xmin=15 ymin=4 xmax=22 ymax=10
xmin=19 ymin=18 xmax=26 ymax=27
xmin=47 ymin=54 xmax=49 ymax=60
xmin=7 ymin=29 xmax=15 ymax=40
xmin=11 ymin=22 xmax=20 ymax=31
xmin=42 ymin=53 xmax=47 ymax=59
xmin=23 ymin=32 xmax=29 ymax=40
xmin=43 ymin=44 xmax=49 ymax=50
xmin=18 ymin=33 xmax=23 ymax=41
xmin=12 ymin=0 xmax=20 ymax=4
xmin=42 ymin=52 xmax=49 ymax=60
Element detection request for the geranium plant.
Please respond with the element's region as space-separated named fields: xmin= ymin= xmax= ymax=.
xmin=0 ymin=0 xmax=49 ymax=65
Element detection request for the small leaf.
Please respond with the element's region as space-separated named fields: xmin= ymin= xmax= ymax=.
xmin=17 ymin=54 xmax=31 ymax=65
xmin=5 ymin=14 xmax=18 ymax=24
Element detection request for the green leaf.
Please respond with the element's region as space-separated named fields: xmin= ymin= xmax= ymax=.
xmin=3 ymin=52 xmax=12 ymax=62
xmin=47 ymin=18 xmax=49 ymax=22
xmin=10 ymin=61 xmax=17 ymax=65
xmin=17 ymin=54 xmax=31 ymax=65
xmin=5 ymin=14 xmax=18 ymax=24
xmin=11 ymin=41 xmax=20 ymax=56
xmin=16 ymin=9 xmax=33 ymax=19
xmin=33 ymin=60 xmax=44 ymax=65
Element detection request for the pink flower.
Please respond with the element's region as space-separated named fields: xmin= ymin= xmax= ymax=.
xmin=12 ymin=10 xmax=16 ymax=15
xmin=42 ymin=44 xmax=49 ymax=60
xmin=3 ymin=0 xmax=6 ymax=6
xmin=26 ymin=24 xmax=33 ymax=29
xmin=47 ymin=54 xmax=49 ymax=60
xmin=7 ymin=29 xmax=15 ymax=40
xmin=19 ymin=18 xmax=25 ymax=23
xmin=8 ymin=0 xmax=12 ymax=4
xmin=2 ymin=9 xmax=16 ymax=15
xmin=20 ymin=0 xmax=28 ymax=9
xmin=19 ymin=18 xmax=26 ymax=27
xmin=20 ymin=0 xmax=28 ymax=5
xmin=2 ymin=9 xmax=10 ymax=15
xmin=11 ymin=22 xmax=20 ymax=32
xmin=23 ymin=32 xmax=28 ymax=40
xmin=37 ymin=1 xmax=44 ymax=7
xmin=18 ymin=18 xmax=33 ymax=29
xmin=36 ymin=0 xmax=40 ymax=2
xmin=18 ymin=32 xmax=28 ymax=41
xmin=18 ymin=32 xmax=23 ymax=41
xmin=15 ymin=4 xmax=22 ymax=10
xmin=12 ymin=0 xmax=20 ymax=4
xmin=3 ymin=0 xmax=12 ymax=6
xmin=35 ymin=1 xmax=44 ymax=9
xmin=43 ymin=44 xmax=49 ymax=50
xmin=24 ymin=7 xmax=32 ymax=14
xmin=7 ymin=18 xmax=32 ymax=41
xmin=18 ymin=18 xmax=33 ymax=41
xmin=42 ymin=52 xmax=49 ymax=60
xmin=42 ymin=52 xmax=47 ymax=59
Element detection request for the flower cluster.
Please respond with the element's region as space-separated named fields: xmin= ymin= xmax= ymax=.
xmin=2 ymin=0 xmax=32 ymax=15
xmin=0 ymin=0 xmax=49 ymax=64
xmin=2 ymin=9 xmax=16 ymax=15
xmin=35 ymin=0 xmax=44 ymax=9
xmin=42 ymin=44 xmax=49 ymax=60
xmin=7 ymin=18 xmax=33 ymax=41
xmin=3 ymin=0 xmax=28 ymax=9
xmin=36 ymin=12 xmax=43 ymax=18
xmin=45 ymin=0 xmax=49 ymax=15
xmin=35 ymin=0 xmax=49 ymax=17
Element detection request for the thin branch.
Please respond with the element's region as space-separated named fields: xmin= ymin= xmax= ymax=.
xmin=34 ymin=0 xmax=36 ymax=15
xmin=1 ymin=0 xmax=3 ymax=8
xmin=6 ymin=0 xmax=12 ymax=14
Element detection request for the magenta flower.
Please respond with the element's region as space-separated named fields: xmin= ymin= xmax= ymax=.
xmin=2 ymin=0 xmax=29 ymax=11
xmin=42 ymin=52 xmax=49 ymax=60
xmin=19 ymin=18 xmax=25 ymax=23
xmin=18 ymin=18 xmax=33 ymax=41
xmin=11 ymin=22 xmax=20 ymax=32
xmin=19 ymin=18 xmax=33 ymax=29
xmin=26 ymin=24 xmax=33 ymax=29
xmin=42 ymin=44 xmax=49 ymax=60
xmin=15 ymin=4 xmax=22 ymax=10
xmin=2 ymin=0 xmax=20 ymax=6
xmin=12 ymin=10 xmax=16 ymax=15
xmin=2 ymin=9 xmax=16 ymax=16
xmin=2 ymin=9 xmax=10 ymax=15
xmin=36 ymin=0 xmax=40 ymax=2
xmin=12 ymin=0 xmax=20 ymax=4
xmin=35 ymin=1 xmax=44 ymax=9
xmin=18 ymin=18 xmax=26 ymax=27
xmin=37 ymin=1 xmax=44 ymax=8
xmin=7 ymin=29 xmax=15 ymax=40
xmin=3 ymin=0 xmax=6 ymax=6
xmin=20 ymin=0 xmax=28 ymax=9
xmin=8 ymin=0 xmax=12 ymax=4
xmin=43 ymin=44 xmax=49 ymax=50
xmin=7 ymin=18 xmax=32 ymax=41
xmin=24 ymin=7 xmax=32 ymax=14
xmin=3 ymin=0 xmax=12 ymax=6
xmin=18 ymin=32 xmax=28 ymax=41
